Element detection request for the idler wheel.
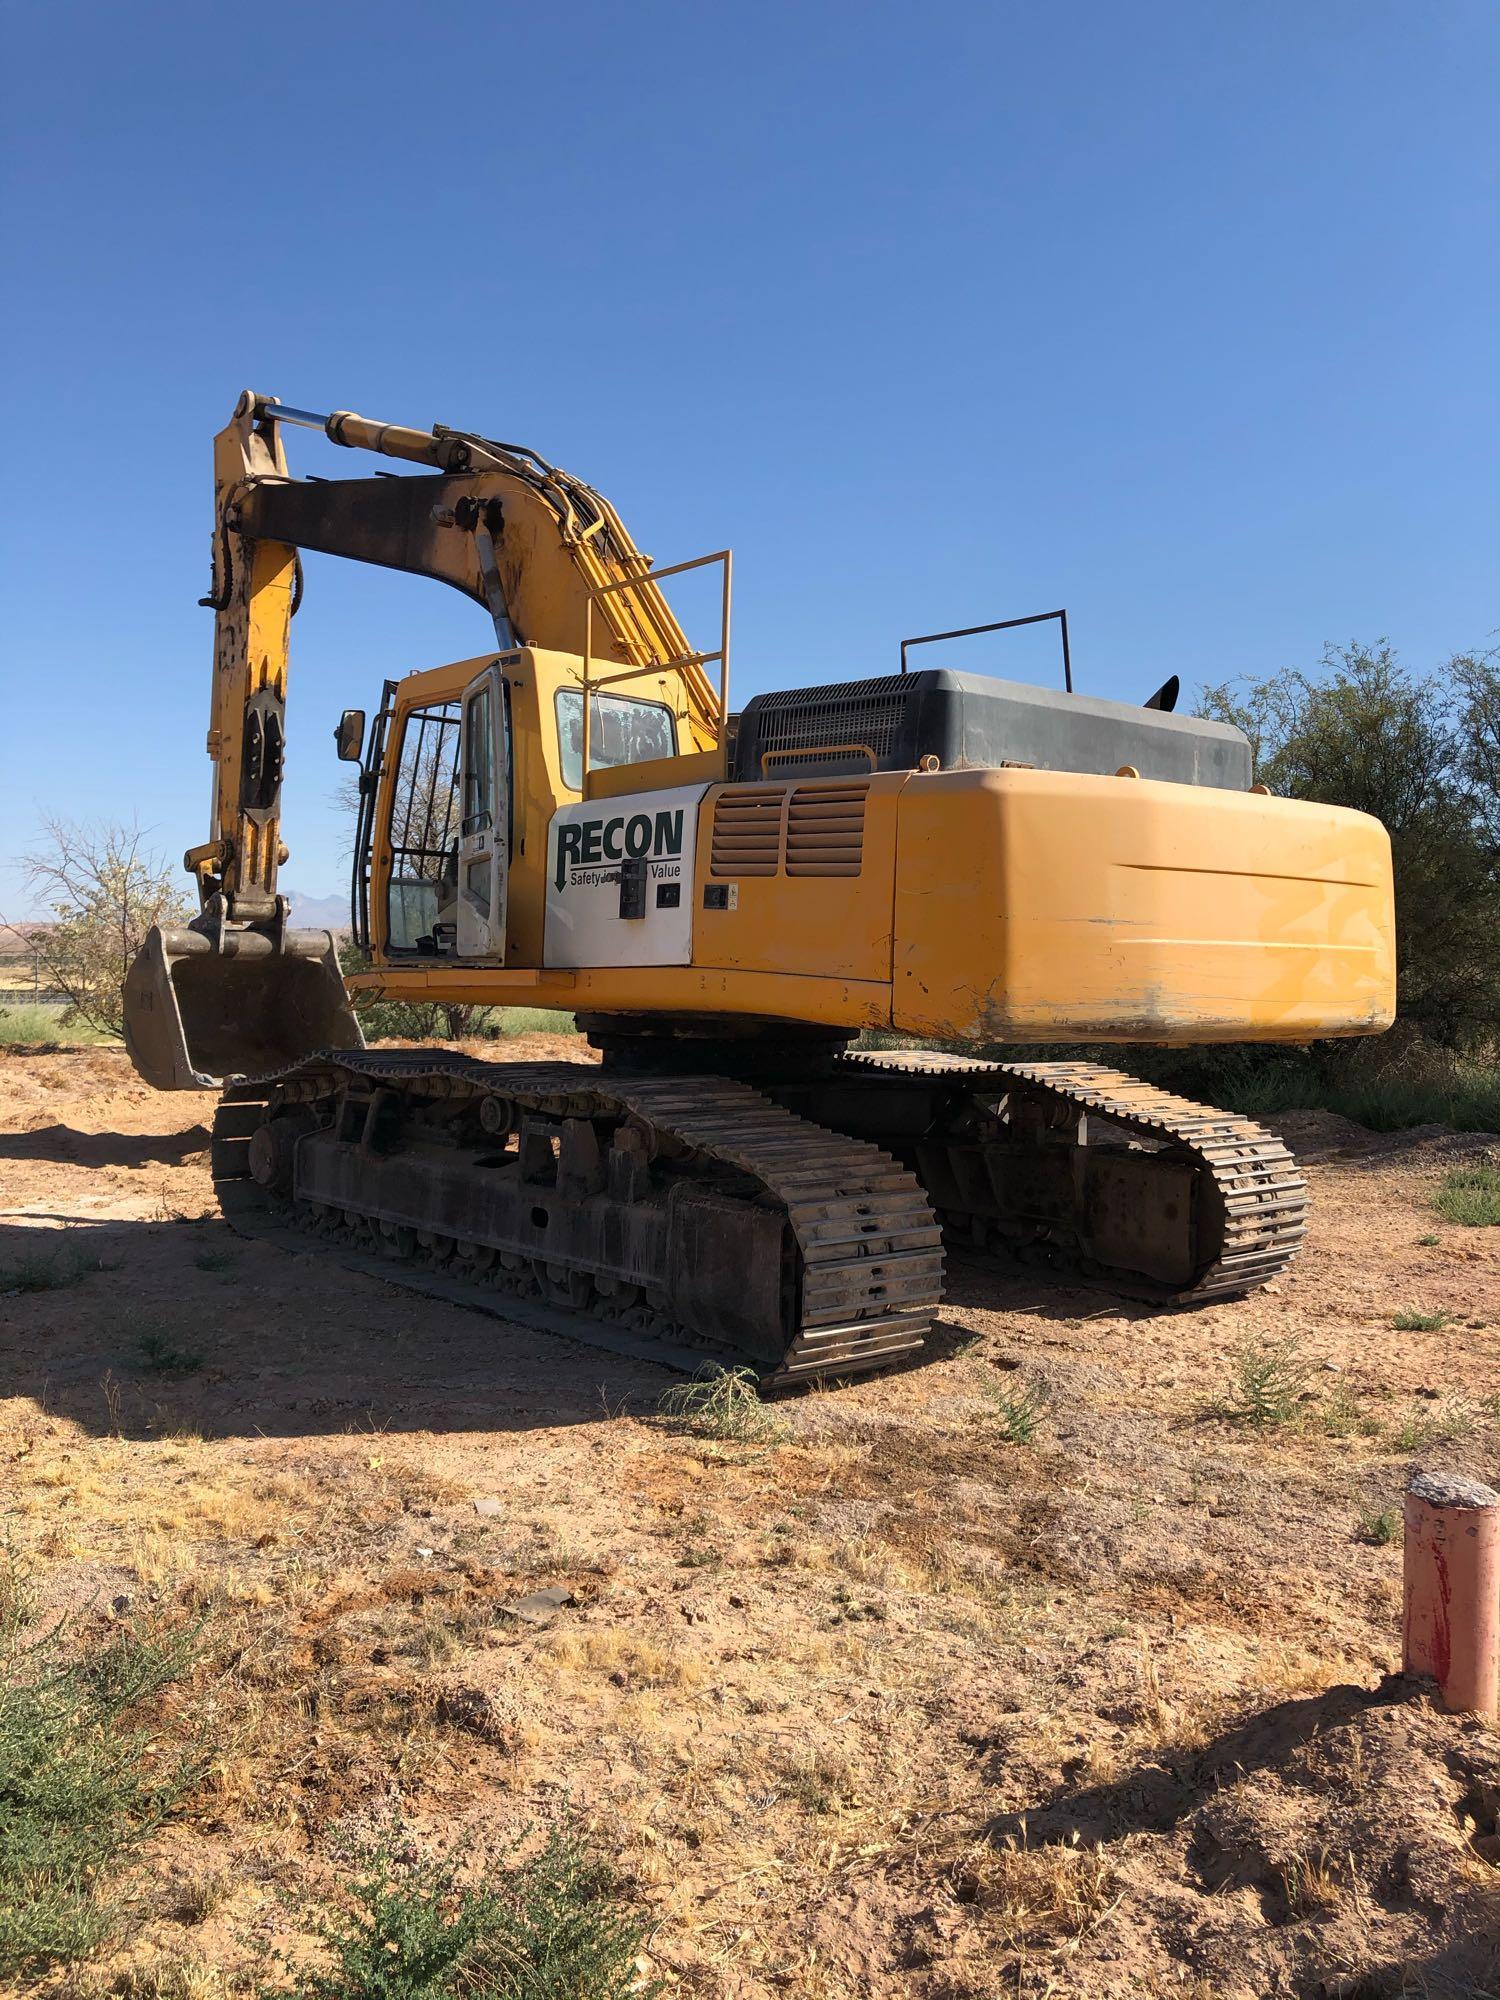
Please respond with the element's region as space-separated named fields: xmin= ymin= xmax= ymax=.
xmin=249 ymin=1109 xmax=314 ymax=1195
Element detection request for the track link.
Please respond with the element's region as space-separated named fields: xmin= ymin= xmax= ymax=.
xmin=212 ymin=1051 xmax=944 ymax=1386
xmin=829 ymin=1049 xmax=1308 ymax=1301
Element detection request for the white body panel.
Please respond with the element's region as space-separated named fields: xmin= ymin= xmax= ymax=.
xmin=544 ymin=783 xmax=707 ymax=969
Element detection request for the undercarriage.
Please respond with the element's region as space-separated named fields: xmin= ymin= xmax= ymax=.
xmin=212 ymin=1042 xmax=1307 ymax=1385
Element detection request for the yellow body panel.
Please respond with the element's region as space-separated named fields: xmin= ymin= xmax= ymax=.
xmin=356 ymin=665 xmax=1396 ymax=1048
xmin=692 ymin=776 xmax=903 ymax=984
xmin=890 ymin=768 xmax=1395 ymax=1043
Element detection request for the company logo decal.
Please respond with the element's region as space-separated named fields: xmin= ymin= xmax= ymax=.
xmin=554 ymin=809 xmax=684 ymax=891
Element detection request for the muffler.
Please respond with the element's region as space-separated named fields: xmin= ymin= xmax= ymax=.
xmin=123 ymin=925 xmax=365 ymax=1091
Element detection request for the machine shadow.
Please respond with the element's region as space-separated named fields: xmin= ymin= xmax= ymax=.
xmin=0 ymin=1213 xmax=681 ymax=1444
xmin=0 ymin=1205 xmax=1152 ymax=1446
xmin=0 ymin=1123 xmax=213 ymax=1170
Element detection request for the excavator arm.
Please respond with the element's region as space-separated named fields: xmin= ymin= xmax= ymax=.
xmin=198 ymin=391 xmax=719 ymax=919
xmin=125 ymin=390 xmax=721 ymax=1088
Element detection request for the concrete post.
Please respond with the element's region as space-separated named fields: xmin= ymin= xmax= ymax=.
xmin=1402 ymin=1469 xmax=1500 ymax=1719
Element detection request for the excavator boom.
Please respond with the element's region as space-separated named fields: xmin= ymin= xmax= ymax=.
xmin=124 ymin=392 xmax=725 ymax=1089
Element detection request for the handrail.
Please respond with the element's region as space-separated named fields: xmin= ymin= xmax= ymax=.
xmin=581 ymin=548 xmax=732 ymax=794
xmin=900 ymin=608 xmax=1073 ymax=693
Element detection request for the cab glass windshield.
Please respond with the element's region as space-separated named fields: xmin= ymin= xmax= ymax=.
xmin=555 ymin=690 xmax=676 ymax=791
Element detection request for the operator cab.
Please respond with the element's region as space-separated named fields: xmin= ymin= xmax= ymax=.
xmin=344 ymin=645 xmax=702 ymax=974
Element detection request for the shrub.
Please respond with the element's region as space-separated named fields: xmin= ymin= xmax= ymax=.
xmin=0 ymin=1241 xmax=112 ymax=1293
xmin=0 ymin=1574 xmax=200 ymax=1976
xmin=657 ymin=1367 xmax=786 ymax=1445
xmin=1217 ymin=1336 xmax=1312 ymax=1428
xmin=1357 ymin=1509 xmax=1400 ymax=1546
xmin=977 ymin=1369 xmax=1049 ymax=1444
xmin=278 ymin=1825 xmax=660 ymax=2000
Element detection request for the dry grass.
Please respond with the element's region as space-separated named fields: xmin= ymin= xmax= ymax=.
xmin=92 ymin=1957 xmax=231 ymax=2000
xmin=3 ymin=1047 xmax=1497 ymax=1996
xmin=542 ymin=1626 xmax=706 ymax=1689
xmin=1275 ymin=1844 xmax=1348 ymax=1919
xmin=953 ymin=1830 xmax=1121 ymax=1945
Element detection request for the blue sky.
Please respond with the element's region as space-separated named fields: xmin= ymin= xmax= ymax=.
xmin=2 ymin=1 xmax=1495 ymax=918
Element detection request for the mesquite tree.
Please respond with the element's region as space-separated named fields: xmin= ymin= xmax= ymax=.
xmin=21 ymin=820 xmax=192 ymax=1036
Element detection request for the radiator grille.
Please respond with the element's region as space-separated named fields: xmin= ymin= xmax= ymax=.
xmin=710 ymin=781 xmax=870 ymax=878
xmin=710 ymin=787 xmax=783 ymax=876
xmin=752 ymin=676 xmax=908 ymax=761
xmin=786 ymin=783 xmax=868 ymax=877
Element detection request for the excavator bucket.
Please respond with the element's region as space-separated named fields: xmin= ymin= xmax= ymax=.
xmin=123 ymin=926 xmax=364 ymax=1091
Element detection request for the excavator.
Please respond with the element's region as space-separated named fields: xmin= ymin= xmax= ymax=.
xmin=122 ymin=392 xmax=1397 ymax=1385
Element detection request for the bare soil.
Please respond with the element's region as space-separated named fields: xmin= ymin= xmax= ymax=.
xmin=2 ymin=1044 xmax=1498 ymax=1997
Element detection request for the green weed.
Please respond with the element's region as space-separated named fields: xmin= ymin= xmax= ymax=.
xmin=1434 ymin=1164 xmax=1500 ymax=1227
xmin=1315 ymin=1379 xmax=1375 ymax=1438
xmin=657 ymin=1367 xmax=787 ymax=1445
xmin=1392 ymin=1309 xmax=1453 ymax=1333
xmin=1357 ymin=1509 xmax=1400 ymax=1546
xmin=0 ymin=1574 xmax=200 ymax=1977
xmin=977 ymin=1369 xmax=1049 ymax=1444
xmin=0 ymin=1004 xmax=116 ymax=1048
xmin=0 ymin=1242 xmax=111 ymax=1293
xmin=1216 ymin=1336 xmax=1313 ymax=1428
xmin=192 ymin=1248 xmax=235 ymax=1274
xmin=1393 ymin=1398 xmax=1476 ymax=1452
xmin=276 ymin=1824 xmax=660 ymax=1999
xmin=134 ymin=1329 xmax=205 ymax=1375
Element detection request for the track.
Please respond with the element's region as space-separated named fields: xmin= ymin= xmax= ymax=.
xmin=210 ymin=1044 xmax=1305 ymax=1391
xmin=211 ymin=1050 xmax=944 ymax=1387
xmin=826 ymin=1049 xmax=1308 ymax=1301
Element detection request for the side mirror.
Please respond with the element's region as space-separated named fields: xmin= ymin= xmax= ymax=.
xmin=334 ymin=708 xmax=365 ymax=762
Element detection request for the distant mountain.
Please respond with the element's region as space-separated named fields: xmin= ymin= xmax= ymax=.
xmin=282 ymin=889 xmax=350 ymax=932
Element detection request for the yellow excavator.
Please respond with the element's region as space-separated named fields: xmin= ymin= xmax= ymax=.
xmin=123 ymin=392 xmax=1396 ymax=1383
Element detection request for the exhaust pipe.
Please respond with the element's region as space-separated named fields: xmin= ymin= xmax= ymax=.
xmin=123 ymin=925 xmax=364 ymax=1091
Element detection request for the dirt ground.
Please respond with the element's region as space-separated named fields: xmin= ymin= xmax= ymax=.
xmin=2 ymin=1042 xmax=1498 ymax=1998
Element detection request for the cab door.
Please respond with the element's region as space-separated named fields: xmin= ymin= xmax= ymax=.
xmin=457 ymin=662 xmax=508 ymax=960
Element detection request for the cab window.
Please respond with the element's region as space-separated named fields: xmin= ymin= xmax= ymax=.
xmin=385 ymin=700 xmax=461 ymax=954
xmin=463 ymin=682 xmax=494 ymax=834
xmin=555 ymin=689 xmax=676 ymax=792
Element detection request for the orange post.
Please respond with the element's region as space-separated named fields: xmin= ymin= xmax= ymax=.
xmin=1402 ymin=1470 xmax=1500 ymax=1718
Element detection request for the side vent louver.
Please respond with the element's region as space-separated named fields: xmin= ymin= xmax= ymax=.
xmin=710 ymin=787 xmax=783 ymax=877
xmin=710 ymin=781 xmax=870 ymax=879
xmin=786 ymin=783 xmax=867 ymax=877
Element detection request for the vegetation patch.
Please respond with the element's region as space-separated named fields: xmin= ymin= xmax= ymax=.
xmin=134 ymin=1328 xmax=205 ymax=1375
xmin=1434 ymin=1164 xmax=1500 ymax=1227
xmin=0 ymin=1240 xmax=111 ymax=1293
xmin=976 ymin=1367 xmax=1050 ymax=1444
xmin=277 ymin=1824 xmax=660 ymax=2000
xmin=1357 ymin=1509 xmax=1400 ymax=1546
xmin=1392 ymin=1398 xmax=1476 ymax=1452
xmin=0 ymin=1002 xmax=119 ymax=1048
xmin=1213 ymin=1336 xmax=1312 ymax=1428
xmin=657 ymin=1366 xmax=787 ymax=1445
xmin=952 ymin=1829 xmax=1120 ymax=1944
xmin=0 ymin=1573 xmax=200 ymax=1978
